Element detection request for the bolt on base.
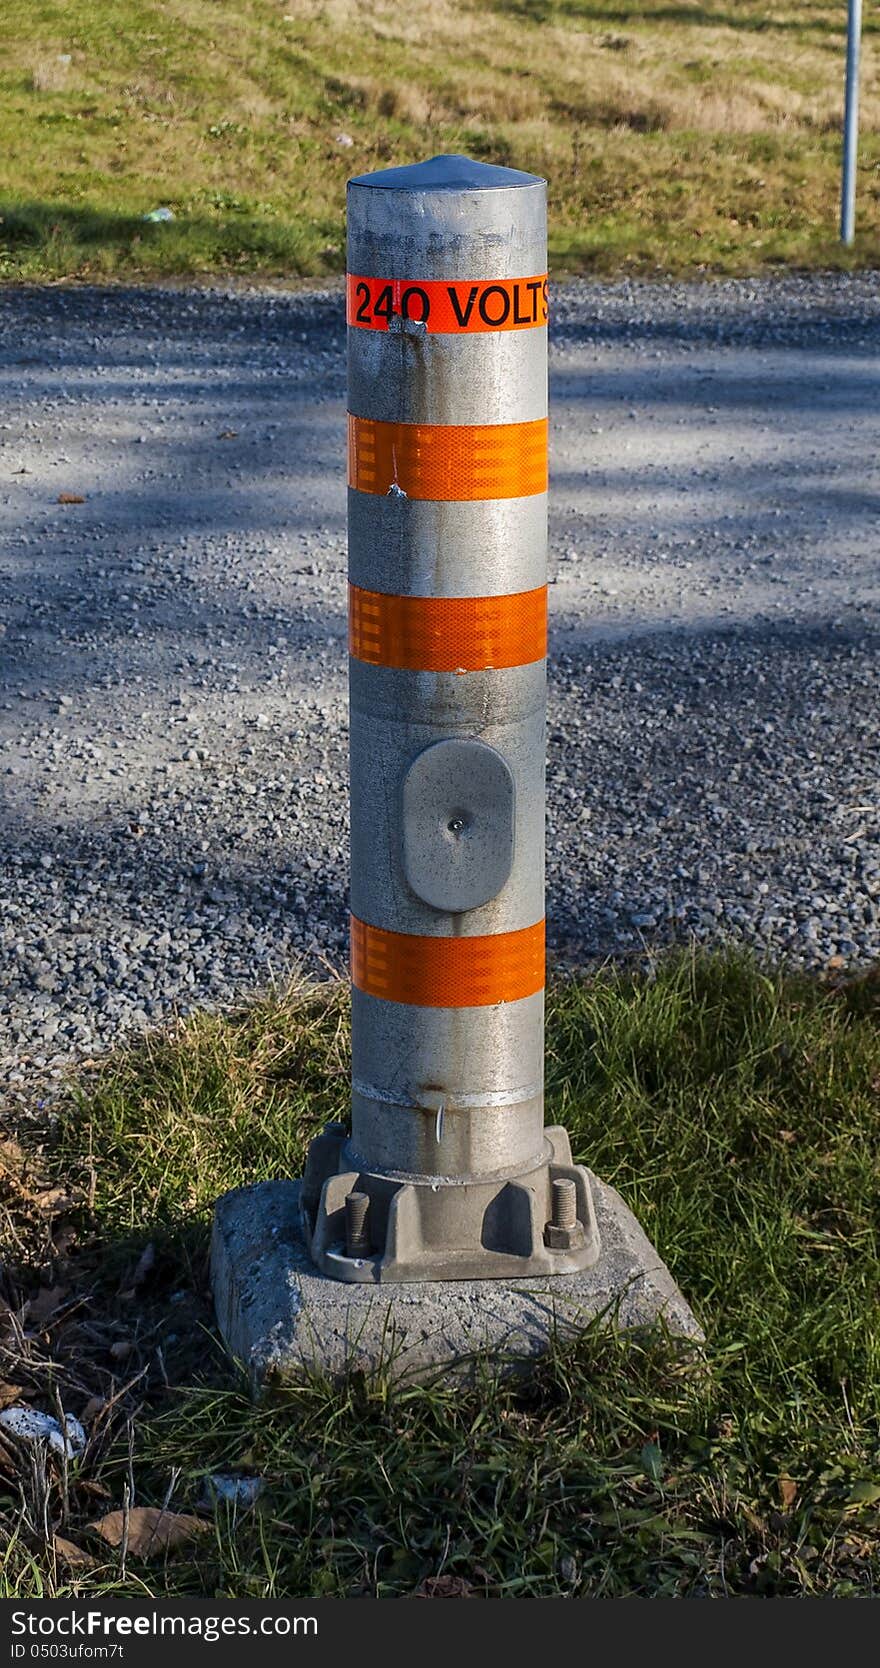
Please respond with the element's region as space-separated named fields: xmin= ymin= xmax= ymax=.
xmin=299 ymin=1121 xmax=601 ymax=1284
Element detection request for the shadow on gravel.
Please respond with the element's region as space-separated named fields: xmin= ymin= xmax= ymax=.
xmin=0 ymin=280 xmax=344 ymax=362
xmin=1 ymin=615 xmax=878 ymax=1012
xmin=552 ymin=357 xmax=880 ymax=416
xmin=1 ymin=285 xmax=879 ymax=1069
xmin=550 ymin=280 xmax=880 ymax=354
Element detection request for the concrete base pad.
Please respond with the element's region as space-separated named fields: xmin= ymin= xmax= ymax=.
xmin=211 ymin=1174 xmax=702 ymax=1387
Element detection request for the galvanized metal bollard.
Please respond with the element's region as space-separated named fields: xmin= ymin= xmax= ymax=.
xmin=301 ymin=154 xmax=600 ymax=1282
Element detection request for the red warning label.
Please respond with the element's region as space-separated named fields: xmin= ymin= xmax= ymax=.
xmin=347 ymin=273 xmax=548 ymax=334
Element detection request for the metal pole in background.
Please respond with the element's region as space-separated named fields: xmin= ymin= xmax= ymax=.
xmin=841 ymin=0 xmax=863 ymax=244
xmin=300 ymin=154 xmax=600 ymax=1283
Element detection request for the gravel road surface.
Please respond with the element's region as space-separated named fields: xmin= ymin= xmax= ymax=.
xmin=1 ymin=275 xmax=878 ymax=1090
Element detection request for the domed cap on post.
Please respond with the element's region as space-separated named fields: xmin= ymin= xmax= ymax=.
xmin=349 ymin=153 xmax=545 ymax=192
xmin=347 ymin=153 xmax=547 ymax=281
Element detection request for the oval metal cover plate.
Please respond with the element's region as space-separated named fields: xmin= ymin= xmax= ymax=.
xmin=402 ymin=738 xmax=515 ymax=913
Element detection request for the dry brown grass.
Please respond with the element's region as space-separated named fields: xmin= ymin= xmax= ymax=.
xmin=29 ymin=54 xmax=73 ymax=95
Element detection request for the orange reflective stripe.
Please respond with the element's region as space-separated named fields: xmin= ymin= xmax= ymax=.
xmin=347 ymin=274 xmax=548 ymax=334
xmin=347 ymin=415 xmax=547 ymax=501
xmin=351 ymin=917 xmax=545 ymax=1007
xmin=349 ymin=584 xmax=546 ymax=671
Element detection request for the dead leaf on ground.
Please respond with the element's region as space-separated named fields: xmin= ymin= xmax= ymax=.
xmin=417 ymin=1574 xmax=475 ymax=1598
xmin=88 ymin=1506 xmax=212 ymax=1558
xmin=57 ymin=493 xmax=86 ymax=504
xmin=779 ymin=1476 xmax=798 ymax=1510
xmin=0 ymin=1137 xmax=28 ymax=1174
xmin=25 ymin=1285 xmax=70 ymax=1329
xmin=54 ymin=1534 xmax=98 ymax=1571
xmin=120 ymin=1242 xmax=156 ymax=1299
xmin=34 ymin=1187 xmax=79 ymax=1215
xmin=0 ymin=1382 xmax=24 ymax=1411
xmin=76 ymin=1477 xmax=112 ymax=1501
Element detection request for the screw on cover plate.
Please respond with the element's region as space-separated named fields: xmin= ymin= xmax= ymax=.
xmin=345 ymin=1190 xmax=371 ymax=1258
xmin=544 ymin=1176 xmax=585 ymax=1252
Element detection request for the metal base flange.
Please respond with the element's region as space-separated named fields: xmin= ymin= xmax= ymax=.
xmin=300 ymin=1123 xmax=601 ymax=1284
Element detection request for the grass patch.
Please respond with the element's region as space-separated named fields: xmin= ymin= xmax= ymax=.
xmin=0 ymin=0 xmax=877 ymax=281
xmin=1 ymin=952 xmax=879 ymax=1596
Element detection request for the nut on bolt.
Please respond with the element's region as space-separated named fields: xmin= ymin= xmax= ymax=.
xmin=543 ymin=1177 xmax=585 ymax=1252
